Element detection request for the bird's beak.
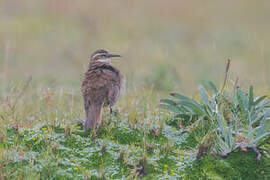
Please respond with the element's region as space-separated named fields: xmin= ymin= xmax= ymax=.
xmin=108 ymin=54 xmax=121 ymax=58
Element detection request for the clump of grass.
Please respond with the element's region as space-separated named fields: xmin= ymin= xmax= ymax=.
xmin=161 ymin=60 xmax=270 ymax=160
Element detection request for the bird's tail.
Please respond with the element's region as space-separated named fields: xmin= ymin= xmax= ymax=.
xmin=85 ymin=103 xmax=103 ymax=130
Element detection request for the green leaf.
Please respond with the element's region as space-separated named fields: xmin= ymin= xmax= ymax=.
xmin=215 ymin=130 xmax=229 ymax=150
xmin=253 ymin=101 xmax=270 ymax=120
xmin=215 ymin=114 xmax=228 ymax=144
xmin=257 ymin=134 xmax=270 ymax=147
xmin=248 ymin=86 xmax=254 ymax=110
xmin=160 ymin=99 xmax=177 ymax=106
xmin=257 ymin=114 xmax=270 ymax=137
xmin=170 ymin=93 xmax=201 ymax=107
xmin=179 ymin=100 xmax=204 ymax=115
xmin=170 ymin=92 xmax=205 ymax=115
xmin=250 ymin=132 xmax=270 ymax=145
xmin=161 ymin=104 xmax=181 ymax=113
xmin=198 ymin=85 xmax=210 ymax=105
xmin=252 ymin=108 xmax=270 ymax=125
xmin=208 ymin=81 xmax=219 ymax=94
xmin=237 ymin=90 xmax=248 ymax=119
xmin=254 ymin=96 xmax=267 ymax=106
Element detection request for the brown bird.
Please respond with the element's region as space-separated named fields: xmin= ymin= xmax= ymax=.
xmin=81 ymin=49 xmax=122 ymax=130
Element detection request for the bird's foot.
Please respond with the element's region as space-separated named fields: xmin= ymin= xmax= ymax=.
xmin=109 ymin=107 xmax=119 ymax=117
xmin=110 ymin=107 xmax=113 ymax=115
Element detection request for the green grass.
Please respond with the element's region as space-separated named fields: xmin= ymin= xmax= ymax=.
xmin=1 ymin=1 xmax=270 ymax=179
xmin=0 ymin=83 xmax=269 ymax=179
xmin=0 ymin=85 xmax=188 ymax=179
xmin=0 ymin=122 xmax=188 ymax=179
xmin=185 ymin=149 xmax=270 ymax=180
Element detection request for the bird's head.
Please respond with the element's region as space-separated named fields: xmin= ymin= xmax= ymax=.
xmin=90 ymin=49 xmax=121 ymax=63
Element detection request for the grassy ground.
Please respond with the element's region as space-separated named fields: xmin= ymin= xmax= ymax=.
xmin=1 ymin=1 xmax=270 ymax=179
xmin=0 ymin=86 xmax=187 ymax=179
xmin=0 ymin=82 xmax=269 ymax=179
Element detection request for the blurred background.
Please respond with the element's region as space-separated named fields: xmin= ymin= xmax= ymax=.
xmin=1 ymin=0 xmax=270 ymax=95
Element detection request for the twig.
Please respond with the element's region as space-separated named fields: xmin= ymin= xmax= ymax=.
xmin=12 ymin=76 xmax=32 ymax=110
xmin=233 ymin=77 xmax=239 ymax=90
xmin=2 ymin=41 xmax=10 ymax=98
xmin=221 ymin=59 xmax=231 ymax=94
xmin=258 ymin=147 xmax=270 ymax=155
xmin=251 ymin=146 xmax=261 ymax=162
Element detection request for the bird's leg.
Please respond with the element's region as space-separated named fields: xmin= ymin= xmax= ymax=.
xmin=110 ymin=106 xmax=113 ymax=115
xmin=106 ymin=106 xmax=113 ymax=127
xmin=110 ymin=107 xmax=120 ymax=118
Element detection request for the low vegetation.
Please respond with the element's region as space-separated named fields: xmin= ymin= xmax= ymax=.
xmin=0 ymin=63 xmax=270 ymax=179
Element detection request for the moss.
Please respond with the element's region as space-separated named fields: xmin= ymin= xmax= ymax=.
xmin=184 ymin=149 xmax=270 ymax=180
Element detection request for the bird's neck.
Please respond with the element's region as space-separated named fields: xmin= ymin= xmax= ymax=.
xmin=89 ymin=61 xmax=112 ymax=68
xmin=88 ymin=61 xmax=119 ymax=76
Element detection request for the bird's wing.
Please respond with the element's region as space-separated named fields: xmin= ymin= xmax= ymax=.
xmin=107 ymin=80 xmax=121 ymax=106
xmin=81 ymin=63 xmax=121 ymax=105
xmin=82 ymin=69 xmax=108 ymax=103
xmin=100 ymin=67 xmax=122 ymax=106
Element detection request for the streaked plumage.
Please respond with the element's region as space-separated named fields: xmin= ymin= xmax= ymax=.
xmin=81 ymin=50 xmax=122 ymax=130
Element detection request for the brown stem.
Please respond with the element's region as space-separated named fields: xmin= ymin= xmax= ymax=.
xmin=221 ymin=59 xmax=231 ymax=94
xmin=251 ymin=146 xmax=261 ymax=162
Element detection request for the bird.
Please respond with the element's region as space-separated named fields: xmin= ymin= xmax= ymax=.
xmin=81 ymin=49 xmax=122 ymax=130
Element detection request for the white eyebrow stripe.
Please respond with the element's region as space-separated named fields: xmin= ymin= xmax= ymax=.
xmin=92 ymin=53 xmax=106 ymax=60
xmin=98 ymin=58 xmax=111 ymax=63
